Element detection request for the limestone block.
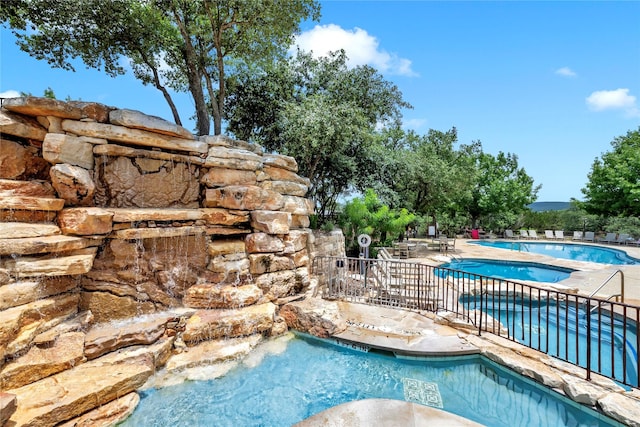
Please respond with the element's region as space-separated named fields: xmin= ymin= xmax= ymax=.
xmin=279 ymin=299 xmax=346 ymax=338
xmin=0 ymin=210 xmax=56 ymax=223
xmin=283 ymin=230 xmax=309 ymax=253
xmin=207 ymin=239 xmax=246 ymax=256
xmin=111 ymin=225 xmax=207 ymax=240
xmin=5 ymin=353 xmax=153 ymax=427
xmin=262 ymin=165 xmax=309 ymax=185
xmin=57 ymin=392 xmax=140 ymax=427
xmin=79 ymin=291 xmax=156 ymax=323
xmin=0 ymin=195 xmax=64 ymax=211
xmin=165 ymin=335 xmax=262 ymax=373
xmin=58 ymin=207 xmax=113 ymax=235
xmin=291 ymin=249 xmax=310 ymax=267
xmin=0 ymin=393 xmax=17 ymax=426
xmin=281 ymin=195 xmax=315 ymax=215
xmin=43 ymin=133 xmax=94 ymax=169
xmin=78 ymin=135 xmax=108 ymax=145
xmin=0 ymin=277 xmax=79 ymax=310
xmin=248 ymin=253 xmax=294 ymax=275
xmin=182 ymin=302 xmax=276 ymax=343
xmin=183 ymin=284 xmax=263 ymax=309
xmin=0 ymin=235 xmax=99 ymax=256
xmin=44 ymin=115 xmax=63 ymax=133
xmin=0 ymin=138 xmax=29 ymax=179
xmin=200 ymin=134 xmax=263 ymax=154
xmin=260 ymin=180 xmax=308 ymax=197
xmin=204 ymin=186 xmax=284 ymax=211
xmin=62 ymin=119 xmax=207 ymax=153
xmin=50 ymin=163 xmax=95 ymax=206
xmin=263 ymin=154 xmax=298 ymax=172
xmin=69 ymin=101 xmax=112 ymax=122
xmin=33 ymin=311 xmax=93 ymax=346
xmin=201 ymin=167 xmax=257 ymax=187
xmin=94 ymin=143 xmax=204 ymax=164
xmin=0 ymin=332 xmax=86 ymax=390
xmin=2 ymin=97 xmax=83 ymax=120
xmin=109 ymin=108 xmax=194 ymax=139
xmin=1 ymin=247 xmax=97 ymax=278
xmin=0 ymin=110 xmax=47 ymax=141
xmin=0 ymin=293 xmax=79 ymax=360
xmin=250 ymin=210 xmax=291 ymax=234
xmin=207 ymin=254 xmax=250 ymax=274
xmin=598 ymin=393 xmax=640 ymax=427
xmin=245 ymin=233 xmax=285 ymax=254
xmin=84 ymin=315 xmax=169 ymax=360
xmin=202 ymin=155 xmax=262 ymax=171
xmin=95 ymin=156 xmax=199 ymax=208
xmin=0 ymin=222 xmax=60 ymax=238
xmin=0 ymin=179 xmax=55 ymax=197
xmin=291 ymin=214 xmax=311 ymax=229
xmin=107 ymin=208 xmax=248 ymax=226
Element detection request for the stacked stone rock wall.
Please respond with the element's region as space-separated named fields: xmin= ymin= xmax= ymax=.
xmin=0 ymin=97 xmax=324 ymax=425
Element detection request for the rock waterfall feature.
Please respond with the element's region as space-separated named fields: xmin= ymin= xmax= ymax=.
xmin=0 ymin=97 xmax=326 ymax=426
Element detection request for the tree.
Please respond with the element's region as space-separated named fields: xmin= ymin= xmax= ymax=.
xmin=226 ymin=50 xmax=411 ymax=218
xmin=581 ymin=128 xmax=640 ymax=217
xmin=2 ymin=0 xmax=320 ymax=135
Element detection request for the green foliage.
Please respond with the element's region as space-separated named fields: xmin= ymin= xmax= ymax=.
xmin=581 ymin=127 xmax=640 ymax=216
xmin=227 ymin=50 xmax=410 ymax=219
xmin=339 ymin=189 xmax=415 ymax=251
xmin=602 ymin=216 xmax=640 ymax=238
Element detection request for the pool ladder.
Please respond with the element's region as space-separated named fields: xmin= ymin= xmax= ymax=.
xmin=588 ymin=269 xmax=624 ymax=313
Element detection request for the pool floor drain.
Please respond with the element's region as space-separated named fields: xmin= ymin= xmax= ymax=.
xmin=402 ymin=378 xmax=443 ymax=408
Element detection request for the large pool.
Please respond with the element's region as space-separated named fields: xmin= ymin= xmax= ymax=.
xmin=470 ymin=241 xmax=640 ymax=265
xmin=440 ymin=258 xmax=575 ymax=283
xmin=120 ymin=333 xmax=618 ymax=426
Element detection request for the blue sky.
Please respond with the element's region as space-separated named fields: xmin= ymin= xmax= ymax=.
xmin=2 ymin=1 xmax=639 ymax=202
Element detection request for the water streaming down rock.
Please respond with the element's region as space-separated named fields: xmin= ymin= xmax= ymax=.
xmin=0 ymin=97 xmax=344 ymax=426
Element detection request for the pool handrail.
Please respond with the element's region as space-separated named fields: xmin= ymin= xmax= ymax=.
xmin=588 ymin=269 xmax=624 ymax=303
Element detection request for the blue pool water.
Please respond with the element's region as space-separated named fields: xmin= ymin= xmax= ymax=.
xmin=470 ymin=241 xmax=640 ymax=265
xmin=120 ymin=334 xmax=618 ymax=426
xmin=439 ymin=258 xmax=575 ymax=282
xmin=462 ymin=295 xmax=639 ymax=388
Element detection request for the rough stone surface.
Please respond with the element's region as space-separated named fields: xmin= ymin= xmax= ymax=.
xmin=109 ymin=108 xmax=194 ymax=139
xmin=0 ymin=222 xmax=60 ymax=238
xmin=0 ymin=139 xmax=50 ymax=181
xmin=0 ymin=109 xmax=47 ymax=141
xmin=0 ymin=178 xmax=55 ymax=197
xmin=95 ymin=156 xmax=199 ymax=208
xmin=182 ymin=303 xmax=276 ymax=343
xmin=0 ymin=332 xmax=86 ymax=390
xmin=0 ymin=277 xmax=79 ymax=310
xmin=79 ymin=291 xmax=156 ymax=324
xmin=0 ymin=392 xmax=17 ymax=426
xmin=57 ymin=392 xmax=140 ymax=427
xmin=6 ymin=353 xmax=153 ymax=427
xmin=263 ymin=154 xmax=298 ymax=172
xmin=43 ymin=133 xmax=94 ymax=170
xmin=183 ymin=284 xmax=263 ymax=309
xmin=2 ymin=97 xmax=84 ymax=120
xmin=204 ymin=186 xmax=284 ymax=211
xmin=245 ymin=233 xmax=285 ymax=253
xmin=50 ymin=163 xmax=96 ymax=206
xmin=250 ymin=210 xmax=291 ymax=235
xmin=249 ymin=253 xmax=294 ymax=275
xmin=280 ymin=299 xmax=346 ymax=338
xmin=2 ymin=247 xmax=97 ymax=278
xmin=165 ymin=335 xmax=262 ymax=372
xmin=201 ymin=167 xmax=257 ymax=187
xmin=57 ymin=207 xmax=114 ymax=235
xmin=598 ymin=392 xmax=640 ymax=427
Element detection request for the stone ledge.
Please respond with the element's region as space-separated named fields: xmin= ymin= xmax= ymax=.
xmin=0 ymin=196 xmax=65 ymax=211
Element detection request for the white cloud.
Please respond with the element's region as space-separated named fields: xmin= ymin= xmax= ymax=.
xmin=403 ymin=118 xmax=427 ymax=130
xmin=0 ymin=90 xmax=21 ymax=98
xmin=555 ymin=67 xmax=576 ymax=77
xmin=586 ymin=88 xmax=640 ymax=117
xmin=292 ymin=24 xmax=417 ymax=76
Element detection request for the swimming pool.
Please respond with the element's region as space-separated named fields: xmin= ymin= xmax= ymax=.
xmin=440 ymin=258 xmax=575 ymax=283
xmin=470 ymin=241 xmax=640 ymax=265
xmin=461 ymin=295 xmax=639 ymax=388
xmin=120 ymin=333 xmax=618 ymax=426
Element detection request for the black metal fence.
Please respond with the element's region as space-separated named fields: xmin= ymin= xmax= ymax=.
xmin=311 ymin=255 xmax=640 ymax=389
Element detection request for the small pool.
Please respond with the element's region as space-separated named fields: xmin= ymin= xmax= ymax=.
xmin=120 ymin=333 xmax=617 ymax=426
xmin=470 ymin=241 xmax=640 ymax=265
xmin=439 ymin=258 xmax=575 ymax=283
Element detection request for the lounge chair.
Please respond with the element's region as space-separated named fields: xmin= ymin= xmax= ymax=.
xmin=504 ymin=229 xmax=518 ymax=239
xmin=598 ymin=233 xmax=617 ymax=244
xmin=544 ymin=230 xmax=554 ymax=239
xmin=519 ymin=229 xmax=529 ymax=239
xmin=554 ymin=230 xmax=564 ymax=240
xmin=528 ymin=230 xmax=540 ymax=239
xmin=583 ymin=231 xmax=595 ymax=242
xmin=616 ymin=233 xmax=631 ymax=245
xmin=572 ymin=231 xmax=583 ymax=241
